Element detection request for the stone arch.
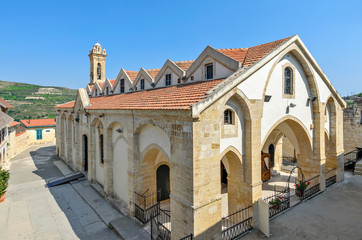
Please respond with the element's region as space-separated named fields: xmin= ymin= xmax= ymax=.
xmin=138 ymin=144 xmax=171 ymax=201
xmin=90 ymin=118 xmax=104 ymax=186
xmin=325 ymin=96 xmax=338 ymax=170
xmin=219 ymin=147 xmax=246 ymax=214
xmin=60 ymin=113 xmax=67 ymax=159
xmin=262 ymin=116 xmax=315 ymax=178
xmin=67 ymin=115 xmax=74 ymax=165
xmin=106 ymin=121 xmax=129 ymax=204
xmin=262 ymin=45 xmax=320 ymax=113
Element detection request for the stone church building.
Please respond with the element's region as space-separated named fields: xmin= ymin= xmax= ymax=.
xmin=55 ymin=35 xmax=345 ymax=239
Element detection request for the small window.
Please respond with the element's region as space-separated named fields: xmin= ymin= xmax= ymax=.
xmin=191 ymin=76 xmax=194 ymax=81
xmin=97 ymin=63 xmax=101 ymax=80
xmin=206 ymin=64 xmax=213 ymax=79
xmin=106 ymin=87 xmax=109 ymax=95
xmin=177 ymin=78 xmax=181 ymax=84
xmin=284 ymin=67 xmax=293 ymax=95
xmin=120 ymin=79 xmax=125 ymax=93
xmin=36 ymin=129 xmax=43 ymax=140
xmin=165 ymin=74 xmax=172 ymax=86
xmin=140 ymin=79 xmax=145 ymax=90
xmin=100 ymin=134 xmax=104 ymax=164
xmin=46 ymin=130 xmax=50 ymax=132
xmin=224 ymin=109 xmax=233 ymax=125
xmin=95 ymin=89 xmax=98 ymax=96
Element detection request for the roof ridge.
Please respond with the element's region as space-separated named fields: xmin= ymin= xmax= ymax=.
xmin=216 ymin=47 xmax=248 ymax=50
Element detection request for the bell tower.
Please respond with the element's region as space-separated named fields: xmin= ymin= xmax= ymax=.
xmin=89 ymin=41 xmax=107 ymax=84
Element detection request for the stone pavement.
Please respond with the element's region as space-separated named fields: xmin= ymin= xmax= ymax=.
xmin=241 ymin=172 xmax=362 ymax=240
xmin=0 ymin=145 xmax=148 ymax=240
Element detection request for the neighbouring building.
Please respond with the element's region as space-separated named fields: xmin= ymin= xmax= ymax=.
xmin=19 ymin=119 xmax=56 ymax=146
xmin=0 ymin=98 xmax=14 ymax=169
xmin=55 ymin=35 xmax=345 ymax=239
xmin=343 ymin=97 xmax=362 ymax=153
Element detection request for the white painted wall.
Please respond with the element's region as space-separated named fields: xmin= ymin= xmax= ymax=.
xmin=139 ymin=124 xmax=170 ymax=160
xmin=113 ymin=137 xmax=128 ymax=203
xmin=313 ymin=68 xmax=333 ymax=104
xmin=260 ymin=55 xmax=314 ymax=143
xmin=220 ymin=99 xmax=244 ymax=155
xmin=325 ymin=104 xmax=331 ymax=134
xmin=96 ymin=133 xmax=105 ymax=186
xmin=189 ymin=57 xmax=234 ymax=82
xmin=157 ymin=70 xmax=180 ymax=88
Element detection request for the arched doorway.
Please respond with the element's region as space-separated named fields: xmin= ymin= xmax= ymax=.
xmin=269 ymin=144 xmax=275 ymax=168
xmin=156 ymin=164 xmax=170 ymax=202
xmin=83 ymin=135 xmax=88 ymax=172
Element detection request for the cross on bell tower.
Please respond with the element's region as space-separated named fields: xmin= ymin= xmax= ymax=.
xmin=89 ymin=40 xmax=107 ymax=84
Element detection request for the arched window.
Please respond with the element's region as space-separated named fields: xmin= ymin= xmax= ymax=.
xmin=224 ymin=109 xmax=233 ymax=125
xmin=100 ymin=134 xmax=104 ymax=164
xmin=284 ymin=67 xmax=293 ymax=95
xmin=97 ymin=63 xmax=101 ymax=80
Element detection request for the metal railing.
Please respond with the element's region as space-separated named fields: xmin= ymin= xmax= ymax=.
xmin=134 ymin=190 xmax=160 ymax=224
xmin=296 ymin=175 xmax=320 ymax=200
xmin=344 ymin=150 xmax=357 ymax=165
xmin=281 ymin=156 xmax=298 ymax=166
xmin=263 ymin=187 xmax=290 ymax=218
xmin=325 ymin=169 xmax=337 ymax=188
xmin=179 ymin=234 xmax=193 ymax=240
xmin=151 ymin=208 xmax=171 ymax=240
xmin=222 ymin=205 xmax=253 ymax=240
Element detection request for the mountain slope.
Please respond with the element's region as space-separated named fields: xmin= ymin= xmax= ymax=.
xmin=0 ymin=80 xmax=77 ymax=121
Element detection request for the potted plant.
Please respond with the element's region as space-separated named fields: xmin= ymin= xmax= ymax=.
xmin=269 ymin=196 xmax=283 ymax=210
xmin=295 ymin=178 xmax=310 ymax=198
xmin=0 ymin=170 xmax=10 ymax=202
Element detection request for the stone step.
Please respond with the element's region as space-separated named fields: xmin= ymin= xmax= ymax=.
xmin=354 ymin=166 xmax=362 ymax=172
xmin=354 ymin=170 xmax=362 ymax=176
xmin=109 ymin=217 xmax=150 ymax=240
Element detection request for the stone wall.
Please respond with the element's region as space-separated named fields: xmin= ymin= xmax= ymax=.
xmin=343 ymin=98 xmax=362 ymax=153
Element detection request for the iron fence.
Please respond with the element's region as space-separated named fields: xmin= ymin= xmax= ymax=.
xmin=263 ymin=187 xmax=290 ymax=218
xmin=281 ymin=156 xmax=298 ymax=166
xmin=296 ymin=175 xmax=320 ymax=200
xmin=179 ymin=234 xmax=193 ymax=240
xmin=222 ymin=205 xmax=253 ymax=240
xmin=344 ymin=150 xmax=357 ymax=165
xmin=151 ymin=208 xmax=171 ymax=240
xmin=134 ymin=190 xmax=160 ymax=224
xmin=325 ymin=169 xmax=337 ymax=188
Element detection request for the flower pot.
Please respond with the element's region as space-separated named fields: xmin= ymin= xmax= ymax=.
xmin=296 ymin=189 xmax=304 ymax=198
xmin=0 ymin=194 xmax=5 ymax=203
xmin=272 ymin=204 xmax=280 ymax=210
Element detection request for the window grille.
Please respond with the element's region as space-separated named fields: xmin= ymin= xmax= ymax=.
xmin=141 ymin=79 xmax=145 ymax=90
xmin=165 ymin=74 xmax=171 ymax=86
xmin=224 ymin=109 xmax=233 ymax=124
xmin=120 ymin=79 xmax=125 ymax=93
xmin=284 ymin=67 xmax=293 ymax=95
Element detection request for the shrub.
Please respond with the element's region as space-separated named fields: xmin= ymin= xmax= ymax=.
xmin=0 ymin=170 xmax=10 ymax=196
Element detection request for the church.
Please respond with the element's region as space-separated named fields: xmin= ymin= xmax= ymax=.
xmin=55 ymin=35 xmax=345 ymax=239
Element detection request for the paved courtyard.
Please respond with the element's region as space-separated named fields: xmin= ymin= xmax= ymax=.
xmin=0 ymin=145 xmax=120 ymax=240
xmin=242 ymin=170 xmax=362 ymax=240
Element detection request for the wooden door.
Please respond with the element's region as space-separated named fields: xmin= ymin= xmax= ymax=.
xmin=261 ymin=153 xmax=271 ymax=181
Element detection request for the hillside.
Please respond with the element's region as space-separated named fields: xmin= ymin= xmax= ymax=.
xmin=343 ymin=92 xmax=362 ymax=108
xmin=0 ymin=80 xmax=77 ymax=121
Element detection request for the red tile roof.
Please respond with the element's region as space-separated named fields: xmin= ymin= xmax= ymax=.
xmin=125 ymin=70 xmax=139 ymax=82
xmin=109 ymin=79 xmax=116 ymax=86
xmin=174 ymin=60 xmax=194 ymax=71
xmin=97 ymin=82 xmax=105 ymax=89
xmin=146 ymin=69 xmax=161 ymax=79
xmin=16 ymin=131 xmax=25 ymax=137
xmin=242 ymin=37 xmax=292 ymax=66
xmin=55 ymin=101 xmax=75 ymax=108
xmin=9 ymin=121 xmax=19 ymax=127
xmin=216 ymin=48 xmax=248 ymax=62
xmin=86 ymin=79 xmax=224 ymax=110
xmin=20 ymin=118 xmax=56 ymax=127
xmin=0 ymin=98 xmax=14 ymax=109
xmin=88 ymin=84 xmax=94 ymax=91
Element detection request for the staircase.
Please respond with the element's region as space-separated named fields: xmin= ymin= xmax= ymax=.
xmin=354 ymin=161 xmax=362 ymax=176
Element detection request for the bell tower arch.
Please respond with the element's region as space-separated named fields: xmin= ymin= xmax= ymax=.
xmin=89 ymin=41 xmax=107 ymax=84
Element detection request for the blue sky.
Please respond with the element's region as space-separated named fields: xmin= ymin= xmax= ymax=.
xmin=1 ymin=0 xmax=361 ymax=96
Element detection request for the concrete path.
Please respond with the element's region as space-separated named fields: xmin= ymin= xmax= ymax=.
xmin=0 ymin=145 xmax=120 ymax=240
xmin=241 ymin=173 xmax=362 ymax=240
